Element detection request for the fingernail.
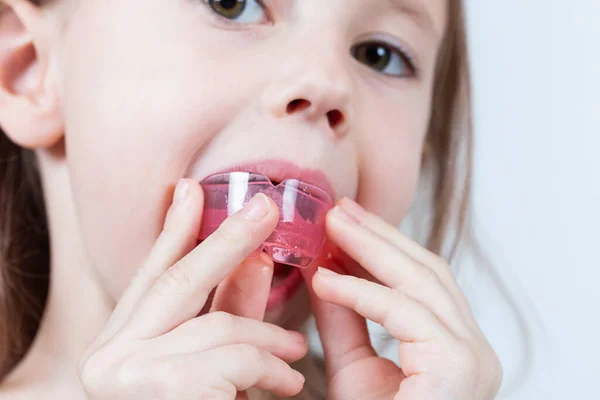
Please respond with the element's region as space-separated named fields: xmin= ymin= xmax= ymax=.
xmin=173 ymin=179 xmax=189 ymax=205
xmin=287 ymin=330 xmax=306 ymax=344
xmin=331 ymin=205 xmax=358 ymax=225
xmin=318 ymin=267 xmax=339 ymax=277
xmin=260 ymin=265 xmax=274 ymax=280
xmin=259 ymin=260 xmax=274 ymax=278
xmin=243 ymin=193 xmax=271 ymax=221
xmin=340 ymin=197 xmax=367 ymax=221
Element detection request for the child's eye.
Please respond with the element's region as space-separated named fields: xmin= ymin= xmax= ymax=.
xmin=351 ymin=41 xmax=416 ymax=78
xmin=206 ymin=0 xmax=266 ymax=24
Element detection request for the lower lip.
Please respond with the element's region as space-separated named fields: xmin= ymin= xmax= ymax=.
xmin=267 ymin=266 xmax=304 ymax=311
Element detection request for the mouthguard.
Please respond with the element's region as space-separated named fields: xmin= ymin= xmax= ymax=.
xmin=198 ymin=171 xmax=334 ymax=268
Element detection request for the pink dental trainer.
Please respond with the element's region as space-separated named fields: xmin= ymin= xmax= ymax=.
xmin=198 ymin=171 xmax=333 ymax=268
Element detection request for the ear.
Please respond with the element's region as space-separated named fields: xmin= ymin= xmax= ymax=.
xmin=0 ymin=0 xmax=63 ymax=149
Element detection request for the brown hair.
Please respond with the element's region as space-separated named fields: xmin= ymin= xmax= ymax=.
xmin=0 ymin=0 xmax=473 ymax=381
xmin=425 ymin=0 xmax=472 ymax=257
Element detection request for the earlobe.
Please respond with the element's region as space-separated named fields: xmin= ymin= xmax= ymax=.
xmin=0 ymin=0 xmax=64 ymax=149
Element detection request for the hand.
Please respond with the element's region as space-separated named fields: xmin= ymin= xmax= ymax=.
xmin=78 ymin=180 xmax=307 ymax=400
xmin=303 ymin=198 xmax=502 ymax=400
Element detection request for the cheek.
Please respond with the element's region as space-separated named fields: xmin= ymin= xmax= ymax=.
xmin=58 ymin=2 xmax=256 ymax=299
xmin=355 ymin=89 xmax=430 ymax=225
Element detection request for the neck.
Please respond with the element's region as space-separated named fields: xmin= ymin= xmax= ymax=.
xmin=2 ymin=147 xmax=113 ymax=397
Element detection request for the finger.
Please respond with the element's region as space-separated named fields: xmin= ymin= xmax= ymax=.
xmin=87 ymin=179 xmax=203 ymax=353
xmin=199 ymin=344 xmax=305 ymax=398
xmin=337 ymin=250 xmax=379 ymax=283
xmin=322 ymin=240 xmax=379 ymax=283
xmin=210 ymin=252 xmax=274 ymax=320
xmin=326 ymin=206 xmax=471 ymax=337
xmin=123 ymin=193 xmax=280 ymax=339
xmin=327 ymin=205 xmax=444 ymax=291
xmin=302 ymin=262 xmax=377 ymax=381
xmin=336 ymin=198 xmax=472 ymax=310
xmin=312 ymin=268 xmax=453 ymax=343
xmin=153 ymin=312 xmax=308 ymax=363
xmin=337 ymin=198 xmax=452 ymax=276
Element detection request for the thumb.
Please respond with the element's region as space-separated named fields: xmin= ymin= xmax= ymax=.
xmin=302 ymin=259 xmax=377 ymax=381
xmin=211 ymin=251 xmax=274 ymax=320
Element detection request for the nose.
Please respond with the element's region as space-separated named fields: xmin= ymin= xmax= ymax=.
xmin=261 ymin=56 xmax=353 ymax=138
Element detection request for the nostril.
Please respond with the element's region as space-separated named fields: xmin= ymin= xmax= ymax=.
xmin=327 ymin=110 xmax=344 ymax=129
xmin=287 ymin=99 xmax=311 ymax=114
xmin=285 ymin=99 xmax=345 ymax=131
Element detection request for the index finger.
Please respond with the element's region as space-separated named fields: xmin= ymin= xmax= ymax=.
xmin=122 ymin=193 xmax=280 ymax=339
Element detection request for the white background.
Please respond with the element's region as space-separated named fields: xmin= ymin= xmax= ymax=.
xmin=464 ymin=0 xmax=599 ymax=398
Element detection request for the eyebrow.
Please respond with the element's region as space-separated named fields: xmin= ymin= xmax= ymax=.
xmin=388 ymin=0 xmax=439 ymax=37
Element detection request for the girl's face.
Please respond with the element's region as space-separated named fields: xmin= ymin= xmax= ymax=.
xmin=55 ymin=0 xmax=446 ymax=324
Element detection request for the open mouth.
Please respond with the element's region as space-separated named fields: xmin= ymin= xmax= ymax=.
xmin=267 ymin=261 xmax=304 ymax=311
xmin=272 ymin=261 xmax=293 ymax=286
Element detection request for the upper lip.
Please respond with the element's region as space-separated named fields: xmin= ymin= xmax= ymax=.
xmin=208 ymin=159 xmax=336 ymax=200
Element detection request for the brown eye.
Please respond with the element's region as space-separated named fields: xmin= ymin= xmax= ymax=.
xmin=207 ymin=0 xmax=266 ymax=24
xmin=208 ymin=0 xmax=246 ymax=19
xmin=351 ymin=42 xmax=415 ymax=77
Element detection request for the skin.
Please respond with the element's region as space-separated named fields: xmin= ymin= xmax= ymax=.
xmin=0 ymin=0 xmax=502 ymax=398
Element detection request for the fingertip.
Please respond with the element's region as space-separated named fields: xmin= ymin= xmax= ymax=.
xmin=304 ymin=261 xmax=340 ymax=302
xmin=266 ymin=195 xmax=279 ymax=216
xmin=294 ymin=370 xmax=306 ymax=387
xmin=276 ymin=330 xmax=309 ymax=364
xmin=185 ymin=179 xmax=204 ymax=213
xmin=166 ymin=179 xmax=202 ymax=215
xmin=277 ymin=368 xmax=305 ymax=398
xmin=311 ymin=268 xmax=341 ymax=303
xmin=254 ymin=195 xmax=279 ymax=233
xmin=159 ymin=179 xmax=205 ymax=252
xmin=317 ymin=266 xmax=339 ymax=277
xmin=311 ymin=274 xmax=323 ymax=298
xmin=311 ymin=272 xmax=327 ymax=300
xmin=286 ymin=344 xmax=309 ymax=365
xmin=180 ymin=179 xmax=204 ymax=233
xmin=301 ymin=249 xmax=337 ymax=290
xmin=250 ymin=254 xmax=274 ymax=286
